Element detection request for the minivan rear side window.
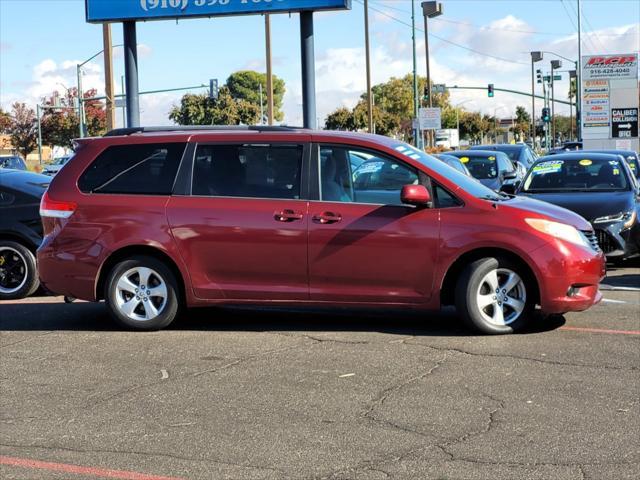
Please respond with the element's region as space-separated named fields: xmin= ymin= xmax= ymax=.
xmin=79 ymin=143 xmax=186 ymax=195
xmin=192 ymin=144 xmax=303 ymax=199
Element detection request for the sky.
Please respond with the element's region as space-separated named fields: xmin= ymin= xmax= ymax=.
xmin=0 ymin=0 xmax=638 ymax=128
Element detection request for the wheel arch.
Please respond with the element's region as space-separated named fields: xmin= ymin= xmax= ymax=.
xmin=95 ymin=245 xmax=187 ymax=305
xmin=0 ymin=232 xmax=38 ymax=253
xmin=440 ymin=247 xmax=541 ymax=307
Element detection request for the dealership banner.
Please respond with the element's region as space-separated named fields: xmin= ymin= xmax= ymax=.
xmin=582 ymin=54 xmax=638 ymax=81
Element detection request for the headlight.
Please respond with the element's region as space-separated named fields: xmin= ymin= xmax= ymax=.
xmin=593 ymin=210 xmax=636 ymax=229
xmin=525 ymin=218 xmax=590 ymax=248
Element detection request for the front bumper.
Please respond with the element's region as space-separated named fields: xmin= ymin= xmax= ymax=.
xmin=593 ymin=220 xmax=639 ymax=259
xmin=532 ymin=241 xmax=605 ymax=315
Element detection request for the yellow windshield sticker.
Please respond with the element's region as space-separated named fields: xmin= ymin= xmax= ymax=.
xmin=488 ymin=156 xmax=496 ymax=161
xmin=613 ymin=168 xmax=620 ymax=175
xmin=460 ymin=156 xmax=469 ymax=163
xmin=579 ymin=159 xmax=592 ymax=166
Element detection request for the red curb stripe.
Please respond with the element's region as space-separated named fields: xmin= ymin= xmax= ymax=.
xmin=0 ymin=455 xmax=184 ymax=480
xmin=559 ymin=326 xmax=640 ymax=335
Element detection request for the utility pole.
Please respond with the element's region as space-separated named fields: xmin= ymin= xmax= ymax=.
xmin=550 ymin=59 xmax=562 ymax=147
xmin=411 ymin=1 xmax=421 ymax=148
xmin=259 ymin=83 xmax=265 ymax=124
xmin=76 ymin=65 xmax=84 ymax=137
xmin=421 ymin=2 xmax=443 ymax=149
xmin=102 ymin=23 xmax=116 ymax=131
xmin=576 ymin=0 xmax=583 ymax=142
xmin=265 ymin=14 xmax=274 ymax=126
xmin=364 ymin=0 xmax=373 ymax=133
xmin=36 ymin=105 xmax=42 ymax=164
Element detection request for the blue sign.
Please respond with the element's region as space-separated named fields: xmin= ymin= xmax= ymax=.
xmin=86 ymin=0 xmax=351 ymax=23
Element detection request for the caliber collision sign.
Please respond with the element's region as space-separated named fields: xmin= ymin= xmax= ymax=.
xmin=612 ymin=108 xmax=638 ymax=139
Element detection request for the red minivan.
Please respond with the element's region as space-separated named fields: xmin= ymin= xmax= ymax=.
xmin=38 ymin=127 xmax=605 ymax=334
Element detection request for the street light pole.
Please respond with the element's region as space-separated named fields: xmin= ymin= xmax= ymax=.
xmin=364 ymin=0 xmax=373 ymax=133
xmin=411 ymin=1 xmax=421 ymax=148
xmin=550 ymin=59 xmax=562 ymax=147
xmin=421 ymin=1 xmax=443 ymax=149
xmin=576 ymin=0 xmax=583 ymax=141
xmin=530 ymin=52 xmax=543 ymax=144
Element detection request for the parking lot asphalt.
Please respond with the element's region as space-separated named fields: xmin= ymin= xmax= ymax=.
xmin=1 ymin=263 xmax=638 ymax=480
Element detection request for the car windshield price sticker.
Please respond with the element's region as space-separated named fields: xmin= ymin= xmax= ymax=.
xmin=533 ymin=161 xmax=563 ymax=174
xmin=611 ymin=108 xmax=638 ymax=139
xmin=87 ymin=0 xmax=351 ymax=22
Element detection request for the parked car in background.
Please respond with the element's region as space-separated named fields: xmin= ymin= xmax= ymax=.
xmin=444 ymin=150 xmax=521 ymax=190
xmin=0 ymin=169 xmax=51 ymax=299
xmin=512 ymin=153 xmax=639 ymax=261
xmin=469 ymin=143 xmax=537 ymax=176
xmin=581 ymin=149 xmax=639 ymax=180
xmin=38 ymin=126 xmax=604 ymax=334
xmin=548 ymin=141 xmax=583 ymax=155
xmin=0 ymin=155 xmax=27 ymax=171
xmin=42 ymin=155 xmax=73 ymax=176
xmin=435 ymin=153 xmax=471 ymax=176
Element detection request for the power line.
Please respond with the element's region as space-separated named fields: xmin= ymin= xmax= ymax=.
xmin=567 ymin=0 xmax=607 ymax=51
xmin=357 ymin=0 xmax=529 ymax=66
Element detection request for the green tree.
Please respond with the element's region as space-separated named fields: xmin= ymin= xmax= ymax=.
xmin=169 ymin=86 xmax=260 ymax=126
xmin=0 ymin=108 xmax=11 ymax=134
xmin=324 ymin=107 xmax=354 ymax=131
xmin=8 ymin=103 xmax=37 ymax=159
xmin=226 ymin=70 xmax=286 ymax=122
xmin=511 ymin=105 xmax=532 ymax=141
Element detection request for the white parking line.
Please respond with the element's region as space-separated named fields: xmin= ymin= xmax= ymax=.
xmin=601 ymin=298 xmax=628 ymax=304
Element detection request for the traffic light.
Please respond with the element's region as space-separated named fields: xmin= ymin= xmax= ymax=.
xmin=488 ymin=84 xmax=494 ymax=98
xmin=542 ymin=107 xmax=551 ymax=123
xmin=423 ymin=86 xmax=429 ymax=102
xmin=536 ymin=69 xmax=542 ymax=84
xmin=209 ymin=78 xmax=219 ymax=100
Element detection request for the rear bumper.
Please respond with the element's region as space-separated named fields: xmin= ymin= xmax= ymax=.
xmin=533 ymin=242 xmax=606 ymax=315
xmin=37 ymin=234 xmax=105 ymax=301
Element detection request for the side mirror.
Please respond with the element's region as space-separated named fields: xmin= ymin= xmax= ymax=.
xmin=500 ymin=183 xmax=516 ymax=195
xmin=401 ymin=184 xmax=432 ymax=206
xmin=503 ymin=171 xmax=518 ymax=180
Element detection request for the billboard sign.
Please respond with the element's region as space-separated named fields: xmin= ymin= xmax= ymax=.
xmin=86 ymin=0 xmax=351 ymax=23
xmin=582 ymin=54 xmax=638 ymax=81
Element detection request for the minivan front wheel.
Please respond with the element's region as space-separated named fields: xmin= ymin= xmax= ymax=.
xmin=455 ymin=257 xmax=534 ymax=334
xmin=105 ymin=256 xmax=179 ymax=330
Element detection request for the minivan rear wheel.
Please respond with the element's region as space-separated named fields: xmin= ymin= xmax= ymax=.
xmin=105 ymin=256 xmax=179 ymax=330
xmin=455 ymin=257 xmax=534 ymax=334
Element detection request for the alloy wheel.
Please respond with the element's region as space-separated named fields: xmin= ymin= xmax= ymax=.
xmin=475 ymin=268 xmax=526 ymax=326
xmin=114 ymin=267 xmax=168 ymax=322
xmin=0 ymin=247 xmax=28 ymax=295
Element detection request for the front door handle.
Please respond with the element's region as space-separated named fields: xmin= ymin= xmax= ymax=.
xmin=312 ymin=212 xmax=342 ymax=224
xmin=274 ymin=209 xmax=304 ymax=222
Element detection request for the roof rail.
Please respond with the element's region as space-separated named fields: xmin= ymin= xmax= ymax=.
xmin=103 ymin=125 xmax=304 ymax=137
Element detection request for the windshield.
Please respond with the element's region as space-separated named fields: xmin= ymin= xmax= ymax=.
xmin=391 ymin=142 xmax=503 ymax=201
xmin=455 ymin=154 xmax=499 ymax=179
xmin=522 ymin=157 xmax=629 ymax=192
xmin=53 ymin=157 xmax=70 ymax=165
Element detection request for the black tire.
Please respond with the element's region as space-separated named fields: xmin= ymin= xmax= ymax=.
xmin=104 ymin=255 xmax=180 ymax=330
xmin=455 ymin=257 xmax=535 ymax=334
xmin=0 ymin=241 xmax=39 ymax=301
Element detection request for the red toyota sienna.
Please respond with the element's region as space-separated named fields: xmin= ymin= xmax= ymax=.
xmin=38 ymin=127 xmax=605 ymax=334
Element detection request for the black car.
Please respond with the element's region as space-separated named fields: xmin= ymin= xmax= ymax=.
xmin=513 ymin=153 xmax=639 ymax=260
xmin=0 ymin=169 xmax=50 ymax=299
xmin=581 ymin=149 xmax=639 ymax=180
xmin=445 ymin=150 xmax=520 ymax=190
xmin=469 ymin=143 xmax=537 ymax=176
xmin=0 ymin=155 xmax=27 ymax=171
xmin=435 ymin=153 xmax=471 ymax=176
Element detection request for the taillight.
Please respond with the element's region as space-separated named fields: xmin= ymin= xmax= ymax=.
xmin=40 ymin=191 xmax=76 ymax=219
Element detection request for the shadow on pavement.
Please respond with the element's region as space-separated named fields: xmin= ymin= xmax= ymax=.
xmin=0 ymin=300 xmax=565 ymax=336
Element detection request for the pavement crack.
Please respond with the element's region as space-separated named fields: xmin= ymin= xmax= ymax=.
xmin=0 ymin=331 xmax=55 ymax=349
xmin=404 ymin=341 xmax=638 ymax=371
